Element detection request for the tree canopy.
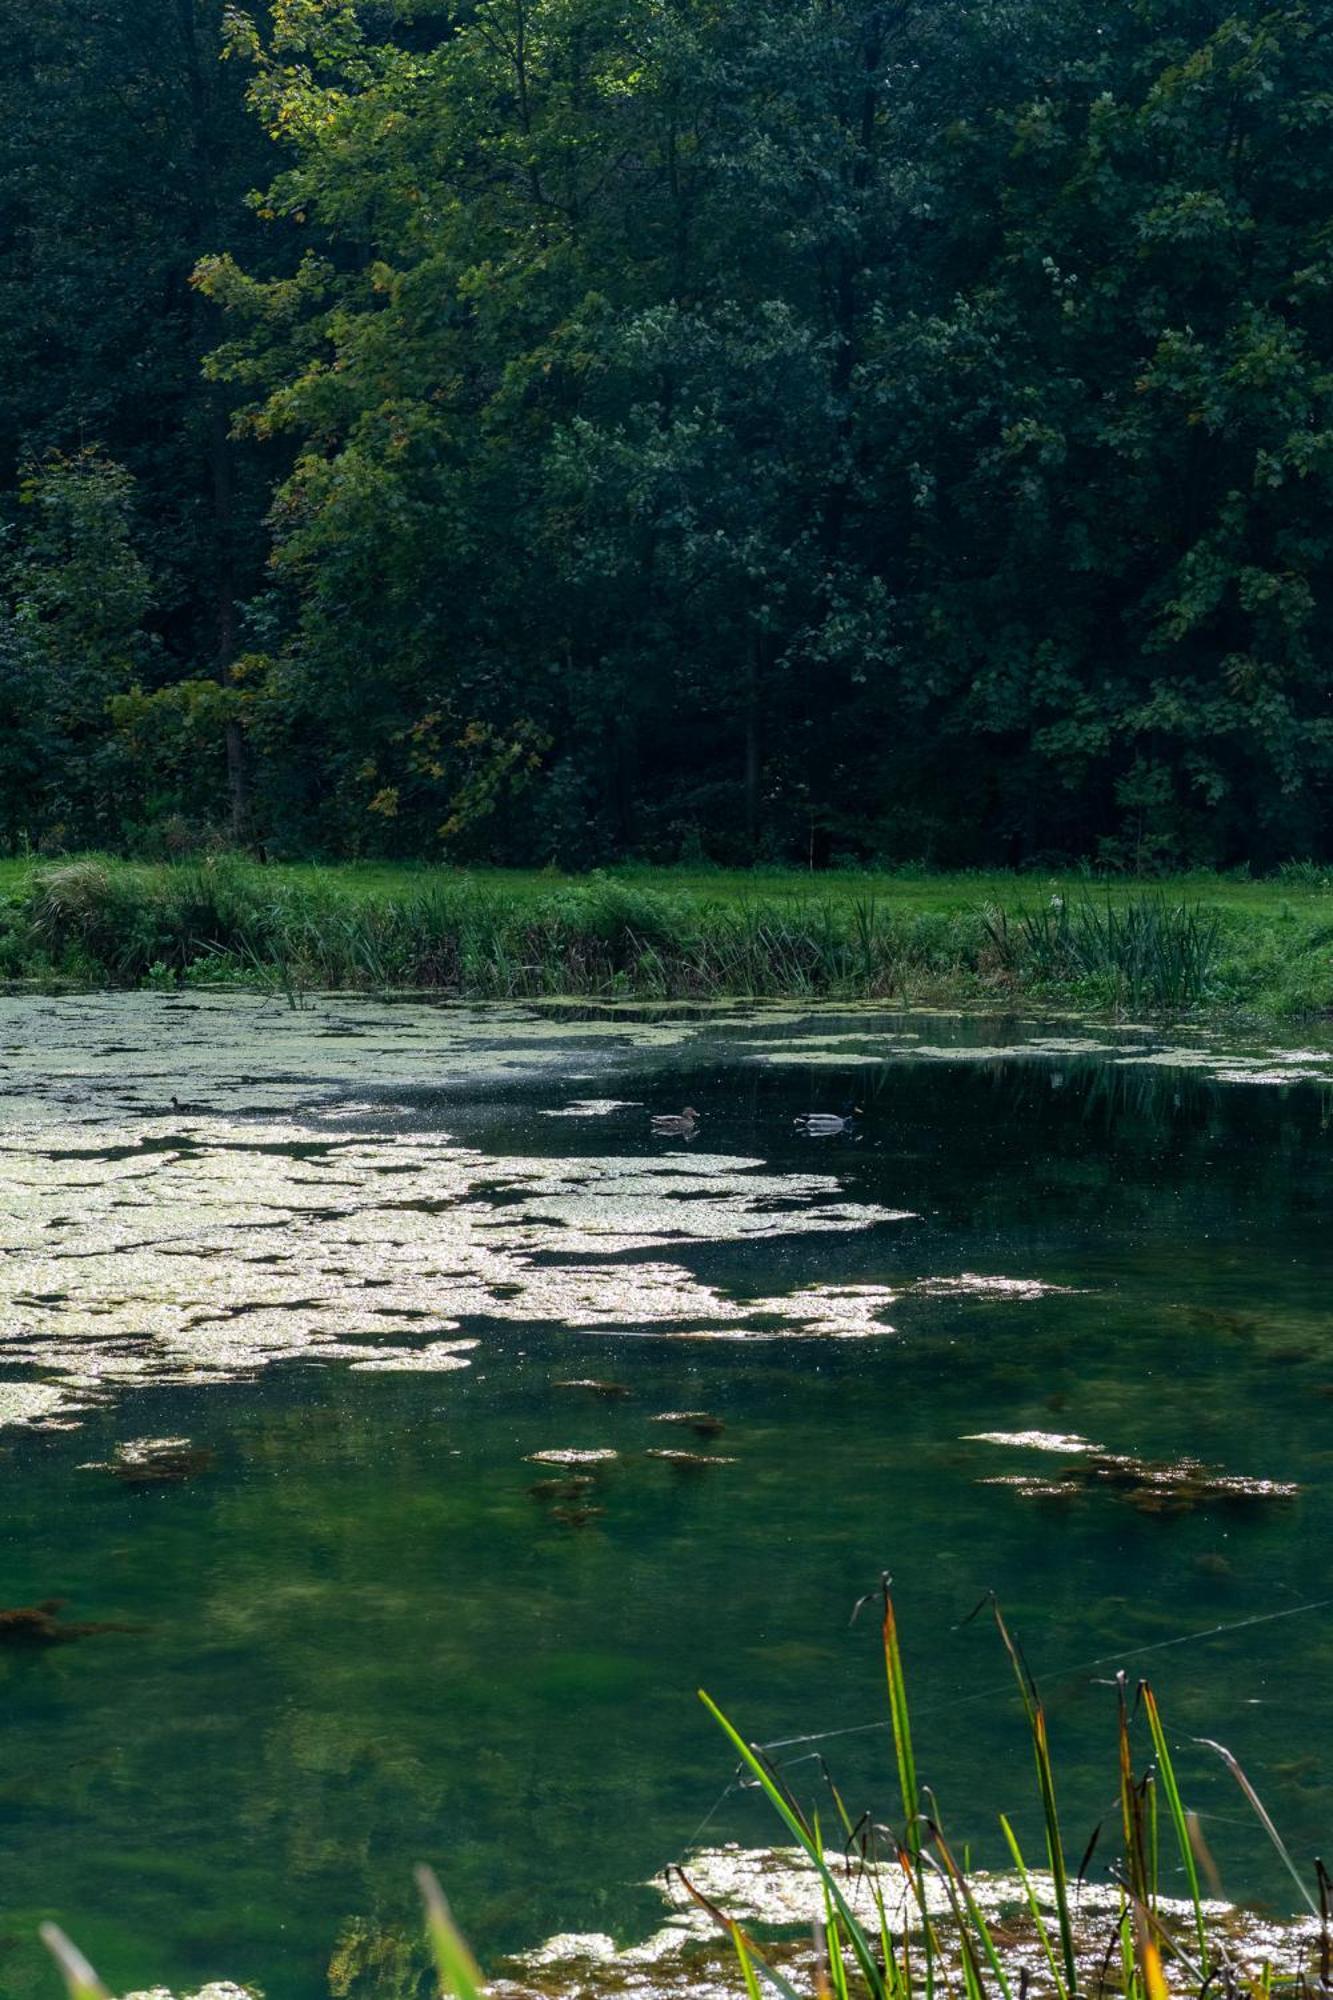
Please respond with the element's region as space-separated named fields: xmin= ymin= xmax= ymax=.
xmin=3 ymin=0 xmax=1332 ymax=866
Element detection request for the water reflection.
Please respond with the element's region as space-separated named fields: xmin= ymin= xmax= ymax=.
xmin=0 ymin=998 xmax=1331 ymax=2000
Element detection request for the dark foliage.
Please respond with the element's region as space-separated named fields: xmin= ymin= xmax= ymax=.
xmin=3 ymin=0 xmax=1332 ymax=868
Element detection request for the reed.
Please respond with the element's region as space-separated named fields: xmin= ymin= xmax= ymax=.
xmin=680 ymin=1587 xmax=1327 ymax=2000
xmin=980 ymin=897 xmax=1222 ymax=1010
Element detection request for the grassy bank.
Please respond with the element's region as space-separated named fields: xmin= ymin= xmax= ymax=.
xmin=1 ymin=855 xmax=1331 ymax=1015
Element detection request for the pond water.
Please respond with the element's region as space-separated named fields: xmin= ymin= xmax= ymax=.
xmin=1 ymin=995 xmax=1332 ymax=2000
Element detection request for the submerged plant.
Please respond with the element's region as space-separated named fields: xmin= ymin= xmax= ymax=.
xmin=0 ymin=1597 xmax=142 ymax=1647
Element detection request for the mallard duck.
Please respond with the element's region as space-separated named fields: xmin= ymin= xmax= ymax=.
xmin=793 ymin=1104 xmax=861 ymax=1137
xmin=650 ymin=1106 xmax=700 ymax=1136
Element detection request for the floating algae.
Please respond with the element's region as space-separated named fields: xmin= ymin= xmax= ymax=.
xmin=970 ymin=1433 xmax=1299 ymax=1515
xmin=964 ymin=1429 xmax=1101 ymax=1453
xmin=913 ymin=1274 xmax=1079 ymax=1300
xmin=525 ymin=1448 xmax=620 ymax=1466
xmin=1 ymin=997 xmax=929 ymax=1431
xmin=125 ymin=1987 xmax=257 ymax=2000
xmin=0 ymin=1596 xmax=141 ymax=1646
xmin=491 ymin=1844 xmax=1322 ymax=2000
xmin=540 ymin=1100 xmax=642 ymax=1118
xmin=347 ymin=1339 xmax=478 ymax=1372
xmin=79 ymin=1435 xmax=217 ymax=1486
xmin=9 ymin=991 xmax=1329 ymax=1433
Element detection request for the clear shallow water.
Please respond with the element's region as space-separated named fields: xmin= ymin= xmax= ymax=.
xmin=1 ymin=997 xmax=1332 ymax=1999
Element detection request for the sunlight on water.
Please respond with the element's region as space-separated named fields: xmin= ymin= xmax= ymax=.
xmin=1 ymin=995 xmax=1332 ymax=2000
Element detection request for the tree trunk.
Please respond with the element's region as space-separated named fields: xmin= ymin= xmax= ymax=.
xmin=177 ymin=0 xmax=252 ymax=846
xmin=225 ymin=718 xmax=250 ymax=846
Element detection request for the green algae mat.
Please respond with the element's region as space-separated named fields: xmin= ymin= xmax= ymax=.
xmin=1 ymin=997 xmax=1332 ymax=1999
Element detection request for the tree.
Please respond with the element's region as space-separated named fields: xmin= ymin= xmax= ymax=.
xmin=0 ymin=0 xmax=281 ymax=844
xmin=875 ymin=0 xmax=1333 ymax=863
xmin=4 ymin=0 xmax=1332 ymax=865
xmin=2 ymin=450 xmax=153 ymax=847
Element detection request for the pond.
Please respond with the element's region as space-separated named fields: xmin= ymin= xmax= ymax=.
xmin=1 ymin=994 xmax=1332 ymax=2000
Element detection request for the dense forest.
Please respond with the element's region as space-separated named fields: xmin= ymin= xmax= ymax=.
xmin=2 ymin=0 xmax=1332 ymax=868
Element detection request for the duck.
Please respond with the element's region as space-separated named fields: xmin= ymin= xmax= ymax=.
xmin=650 ymin=1106 xmax=700 ymax=1137
xmin=793 ymin=1104 xmax=861 ymax=1137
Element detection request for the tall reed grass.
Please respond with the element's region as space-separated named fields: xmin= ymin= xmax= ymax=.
xmin=981 ymin=898 xmax=1222 ymax=1012
xmin=0 ymin=858 xmax=1253 ymax=1013
xmin=681 ymin=1588 xmax=1328 ymax=2000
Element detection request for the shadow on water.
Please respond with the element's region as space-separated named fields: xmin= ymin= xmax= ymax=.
xmin=0 ymin=998 xmax=1332 ymax=1999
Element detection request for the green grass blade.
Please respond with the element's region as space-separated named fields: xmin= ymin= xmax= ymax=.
xmin=813 ymin=1809 xmax=850 ymax=2000
xmin=699 ymin=1689 xmax=888 ymax=1999
xmin=732 ymin=1922 xmax=765 ymax=2000
xmin=999 ymin=1814 xmax=1068 ymax=2000
xmin=415 ymin=1864 xmax=484 ymax=2000
xmin=38 ymin=1925 xmax=109 ymax=2000
xmin=1030 ymin=1704 xmax=1079 ymax=1995
xmin=1142 ymin=1686 xmax=1207 ymax=1963
xmin=882 ymin=1587 xmax=921 ymax=1860
xmin=988 ymin=1602 xmax=1078 ymax=1993
xmin=819 ymin=1886 xmax=851 ymax=2000
xmin=929 ymin=1819 xmax=1012 ymax=2000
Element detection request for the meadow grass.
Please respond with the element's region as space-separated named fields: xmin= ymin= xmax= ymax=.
xmin=5 ymin=854 xmax=1333 ymax=912
xmin=0 ymin=854 xmax=1330 ymax=1015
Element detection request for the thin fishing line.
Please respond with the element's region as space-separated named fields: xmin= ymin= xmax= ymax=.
xmin=660 ymin=1592 xmax=1333 ymax=1880
xmin=756 ymin=1592 xmax=1333 ymax=1756
xmin=679 ymin=1777 xmax=741 ymax=1850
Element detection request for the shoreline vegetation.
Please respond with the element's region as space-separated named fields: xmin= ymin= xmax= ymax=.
xmin=39 ymin=1594 xmax=1331 ymax=2000
xmin=1 ymin=856 xmax=1331 ymax=1018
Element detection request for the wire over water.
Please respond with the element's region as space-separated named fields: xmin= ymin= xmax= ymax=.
xmin=756 ymin=1593 xmax=1333 ymax=1755
xmin=671 ymin=1591 xmax=1333 ymax=1858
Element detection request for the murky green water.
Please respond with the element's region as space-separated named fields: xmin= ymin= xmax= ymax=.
xmin=2 ymin=997 xmax=1332 ymax=2000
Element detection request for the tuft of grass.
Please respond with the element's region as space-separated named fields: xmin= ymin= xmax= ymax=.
xmin=687 ymin=1590 xmax=1330 ymax=2000
xmin=981 ymin=896 xmax=1222 ymax=1011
